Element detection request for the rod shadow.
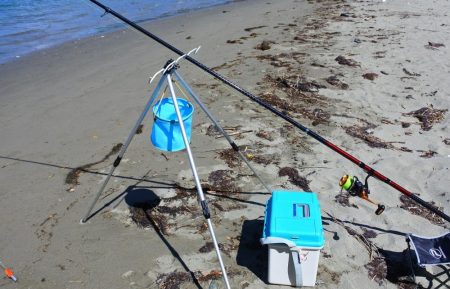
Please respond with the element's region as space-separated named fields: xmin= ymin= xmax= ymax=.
xmin=0 ymin=155 xmax=175 ymax=187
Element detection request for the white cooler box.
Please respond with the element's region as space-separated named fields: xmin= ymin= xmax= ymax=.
xmin=261 ymin=191 xmax=325 ymax=287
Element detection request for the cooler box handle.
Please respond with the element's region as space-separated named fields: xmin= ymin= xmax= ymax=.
xmin=294 ymin=203 xmax=310 ymax=218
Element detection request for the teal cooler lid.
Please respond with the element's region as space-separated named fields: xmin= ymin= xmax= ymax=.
xmin=262 ymin=191 xmax=324 ymax=248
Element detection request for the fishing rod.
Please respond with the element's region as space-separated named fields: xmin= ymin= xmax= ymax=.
xmin=86 ymin=0 xmax=450 ymax=223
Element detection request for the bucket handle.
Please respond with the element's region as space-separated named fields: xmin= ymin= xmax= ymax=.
xmin=153 ymin=85 xmax=169 ymax=118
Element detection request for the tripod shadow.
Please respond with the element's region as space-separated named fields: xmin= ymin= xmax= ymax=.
xmin=380 ymin=248 xmax=450 ymax=289
xmin=124 ymin=186 xmax=204 ymax=289
xmin=236 ymin=218 xmax=268 ymax=284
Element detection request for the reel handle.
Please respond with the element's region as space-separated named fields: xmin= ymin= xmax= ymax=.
xmin=375 ymin=204 xmax=385 ymax=215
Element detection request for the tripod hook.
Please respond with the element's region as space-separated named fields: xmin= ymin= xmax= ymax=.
xmin=148 ymin=46 xmax=201 ymax=84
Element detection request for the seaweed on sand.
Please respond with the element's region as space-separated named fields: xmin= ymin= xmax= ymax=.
xmin=261 ymin=75 xmax=332 ymax=125
xmin=362 ymin=73 xmax=378 ymax=81
xmin=399 ymin=195 xmax=445 ymax=226
xmin=156 ymin=271 xmax=192 ymax=289
xmin=344 ymin=125 xmax=394 ymax=149
xmin=255 ymin=40 xmax=273 ymax=51
xmin=207 ymin=170 xmax=240 ymax=193
xmin=404 ymin=106 xmax=447 ymax=131
xmin=278 ymin=167 xmax=311 ymax=191
xmin=334 ymin=191 xmax=352 ymax=207
xmin=417 ymin=150 xmax=437 ymax=158
xmin=156 ymin=269 xmax=238 ymax=289
xmin=129 ymin=196 xmax=198 ymax=235
xmin=326 ymin=75 xmax=349 ymax=89
xmin=335 ymin=55 xmax=360 ymax=67
xmin=65 ymin=143 xmax=123 ymax=188
xmin=365 ymin=257 xmax=388 ymax=285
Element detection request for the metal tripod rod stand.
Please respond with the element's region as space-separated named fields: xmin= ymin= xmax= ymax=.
xmin=166 ymin=72 xmax=231 ymax=289
xmin=81 ymin=75 xmax=166 ymax=223
xmin=80 ymin=64 xmax=232 ymax=288
xmin=173 ymin=71 xmax=272 ymax=194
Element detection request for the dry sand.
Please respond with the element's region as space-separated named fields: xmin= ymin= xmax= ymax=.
xmin=0 ymin=0 xmax=449 ymax=288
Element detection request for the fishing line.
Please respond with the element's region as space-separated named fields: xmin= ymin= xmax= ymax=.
xmin=85 ymin=0 xmax=450 ymax=223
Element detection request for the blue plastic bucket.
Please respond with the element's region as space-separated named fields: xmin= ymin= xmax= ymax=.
xmin=151 ymin=98 xmax=194 ymax=152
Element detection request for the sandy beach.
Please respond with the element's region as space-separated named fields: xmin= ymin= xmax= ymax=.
xmin=0 ymin=0 xmax=449 ymax=288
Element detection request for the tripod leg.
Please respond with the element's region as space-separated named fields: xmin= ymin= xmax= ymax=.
xmin=81 ymin=75 xmax=167 ymax=223
xmin=173 ymin=71 xmax=272 ymax=194
xmin=166 ymin=74 xmax=232 ymax=289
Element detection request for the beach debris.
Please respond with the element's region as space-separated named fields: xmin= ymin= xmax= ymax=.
xmin=326 ymin=75 xmax=349 ymax=89
xmin=365 ymin=257 xmax=387 ymax=285
xmin=402 ymin=68 xmax=421 ymax=77
xmin=326 ymin=213 xmax=380 ymax=259
xmin=401 ymin=122 xmax=411 ymax=128
xmin=156 ymin=271 xmax=192 ymax=289
xmin=344 ymin=125 xmax=394 ymax=149
xmin=362 ymin=73 xmax=379 ymax=81
xmin=373 ymin=51 xmax=386 ymax=59
xmin=334 ymin=191 xmax=352 ymax=207
xmin=218 ymin=144 xmax=261 ymax=168
xmin=255 ymin=40 xmax=273 ymax=51
xmin=199 ymin=237 xmax=240 ymax=257
xmin=295 ymin=80 xmax=326 ymax=93
xmin=404 ymin=106 xmax=447 ymax=131
xmin=399 ymin=147 xmax=413 ymax=153
xmin=244 ymin=25 xmax=267 ymax=32
xmin=335 ymin=55 xmax=360 ymax=67
xmin=226 ymin=39 xmax=243 ymax=44
xmin=264 ymin=75 xmax=331 ymax=114
xmin=425 ymin=42 xmax=445 ymax=49
xmin=256 ymin=130 xmax=274 ymax=141
xmin=156 ymin=269 xmax=239 ymax=289
xmin=136 ymin=124 xmax=144 ymax=134
xmin=362 ymin=228 xmax=378 ymax=239
xmin=0 ymin=260 xmax=17 ymax=282
xmin=217 ymin=147 xmax=241 ymax=168
xmin=65 ymin=143 xmax=122 ymax=188
xmin=207 ymin=170 xmax=240 ymax=193
xmin=444 ymin=138 xmax=450 ymax=145
xmin=278 ymin=167 xmax=311 ymax=191
xmin=251 ymin=153 xmax=280 ymax=166
xmin=199 ymin=242 xmax=217 ymax=253
xmin=399 ymin=195 xmax=445 ymax=226
xmin=417 ymin=150 xmax=437 ymax=158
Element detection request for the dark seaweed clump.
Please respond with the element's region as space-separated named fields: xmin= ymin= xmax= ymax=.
xmin=335 ymin=55 xmax=360 ymax=67
xmin=344 ymin=124 xmax=394 ymax=149
xmin=365 ymin=257 xmax=387 ymax=285
xmin=207 ymin=170 xmax=240 ymax=193
xmin=278 ymin=167 xmax=311 ymax=191
xmin=65 ymin=143 xmax=123 ymax=188
xmin=404 ymin=106 xmax=447 ymax=131
xmin=399 ymin=195 xmax=445 ymax=226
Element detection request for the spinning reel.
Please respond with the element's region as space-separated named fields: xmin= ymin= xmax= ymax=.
xmin=339 ymin=174 xmax=385 ymax=215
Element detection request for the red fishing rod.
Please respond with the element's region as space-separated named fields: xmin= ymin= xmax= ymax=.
xmin=86 ymin=0 xmax=450 ymax=223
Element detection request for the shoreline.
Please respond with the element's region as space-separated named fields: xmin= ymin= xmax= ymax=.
xmin=1 ymin=0 xmax=449 ymax=288
xmin=0 ymin=0 xmax=237 ymax=65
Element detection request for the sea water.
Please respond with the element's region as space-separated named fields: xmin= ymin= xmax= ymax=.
xmin=0 ymin=0 xmax=232 ymax=64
